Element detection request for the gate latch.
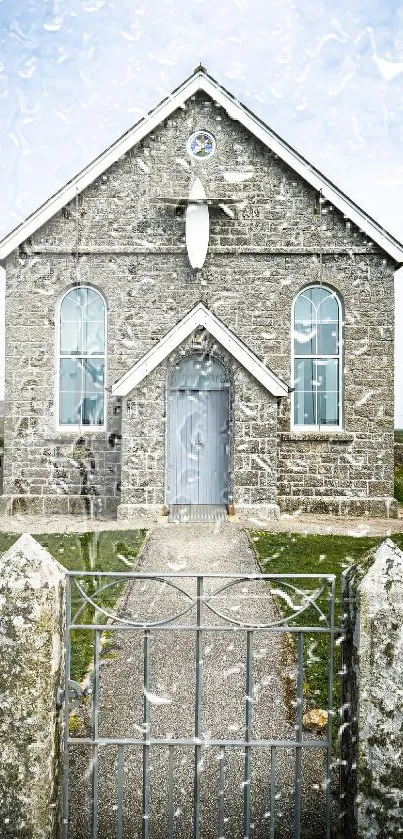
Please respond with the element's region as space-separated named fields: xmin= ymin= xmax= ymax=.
xmin=56 ymin=680 xmax=92 ymax=710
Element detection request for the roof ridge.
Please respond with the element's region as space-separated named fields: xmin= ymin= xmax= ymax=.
xmin=1 ymin=66 xmax=402 ymax=265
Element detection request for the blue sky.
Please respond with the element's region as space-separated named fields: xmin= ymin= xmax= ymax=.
xmin=1 ymin=0 xmax=403 ymax=419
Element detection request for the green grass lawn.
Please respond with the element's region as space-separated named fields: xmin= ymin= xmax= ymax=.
xmin=248 ymin=531 xmax=403 ymax=720
xmin=0 ymin=530 xmax=147 ymax=680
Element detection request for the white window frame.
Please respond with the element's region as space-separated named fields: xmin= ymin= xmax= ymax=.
xmin=291 ymin=284 xmax=343 ymax=432
xmin=56 ymin=285 xmax=107 ymax=433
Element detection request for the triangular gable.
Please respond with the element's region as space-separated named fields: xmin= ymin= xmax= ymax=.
xmin=111 ymin=303 xmax=290 ymax=398
xmin=1 ymin=67 xmax=403 ymax=265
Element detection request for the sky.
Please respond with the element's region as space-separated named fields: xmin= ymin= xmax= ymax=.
xmin=1 ymin=0 xmax=403 ymax=421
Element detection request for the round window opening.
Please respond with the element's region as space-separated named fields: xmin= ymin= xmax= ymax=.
xmin=187 ymin=130 xmax=216 ymax=159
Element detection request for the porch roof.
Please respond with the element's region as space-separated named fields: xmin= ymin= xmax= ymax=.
xmin=111 ymin=303 xmax=290 ymax=398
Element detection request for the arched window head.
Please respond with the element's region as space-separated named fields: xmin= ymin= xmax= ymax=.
xmin=58 ymin=287 xmax=106 ymax=428
xmin=293 ymin=285 xmax=341 ymax=428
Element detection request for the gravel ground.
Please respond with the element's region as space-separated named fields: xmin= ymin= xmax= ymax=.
xmin=67 ymin=523 xmax=335 ymax=839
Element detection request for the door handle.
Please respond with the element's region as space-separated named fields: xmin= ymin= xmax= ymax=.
xmin=194 ymin=432 xmax=203 ymax=450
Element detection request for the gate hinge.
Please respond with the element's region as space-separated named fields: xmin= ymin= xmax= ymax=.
xmin=56 ymin=680 xmax=92 ymax=710
xmin=56 ymin=687 xmax=65 ymax=710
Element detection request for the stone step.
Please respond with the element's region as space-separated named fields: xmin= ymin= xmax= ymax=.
xmin=169 ymin=504 xmax=227 ymax=523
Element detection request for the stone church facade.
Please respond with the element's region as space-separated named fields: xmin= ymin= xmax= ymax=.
xmin=0 ymin=67 xmax=402 ymax=520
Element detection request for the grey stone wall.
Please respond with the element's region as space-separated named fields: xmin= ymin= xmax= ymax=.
xmin=277 ymin=252 xmax=395 ymax=516
xmin=118 ymin=365 xmax=166 ymax=520
xmin=0 ymin=534 xmax=65 ymax=838
xmin=3 ymin=91 xmax=396 ymax=516
xmin=233 ymin=367 xmax=279 ymax=518
xmin=341 ymin=539 xmax=403 ymax=838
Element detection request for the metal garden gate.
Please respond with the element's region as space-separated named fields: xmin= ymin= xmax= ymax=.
xmin=61 ymin=570 xmax=341 ymax=839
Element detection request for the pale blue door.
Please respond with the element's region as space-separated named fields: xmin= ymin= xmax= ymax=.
xmin=168 ymin=356 xmax=229 ymax=505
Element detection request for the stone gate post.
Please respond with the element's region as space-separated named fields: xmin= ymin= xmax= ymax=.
xmin=0 ymin=533 xmax=65 ymax=838
xmin=342 ymin=538 xmax=403 ymax=839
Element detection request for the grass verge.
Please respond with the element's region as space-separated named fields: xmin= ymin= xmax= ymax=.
xmin=248 ymin=531 xmax=403 ymax=719
xmin=0 ymin=530 xmax=147 ymax=681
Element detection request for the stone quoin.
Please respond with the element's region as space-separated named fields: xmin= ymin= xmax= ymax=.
xmin=0 ymin=67 xmax=401 ymax=520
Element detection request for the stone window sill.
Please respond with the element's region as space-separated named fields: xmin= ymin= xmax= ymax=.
xmin=279 ymin=432 xmax=354 ymax=444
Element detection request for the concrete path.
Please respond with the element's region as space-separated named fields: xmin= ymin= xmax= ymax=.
xmin=68 ymin=522 xmax=332 ymax=839
xmin=1 ymin=509 xmax=402 ymax=535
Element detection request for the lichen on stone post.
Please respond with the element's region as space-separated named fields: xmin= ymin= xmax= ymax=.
xmin=0 ymin=533 xmax=66 ymax=838
xmin=342 ymin=538 xmax=403 ymax=839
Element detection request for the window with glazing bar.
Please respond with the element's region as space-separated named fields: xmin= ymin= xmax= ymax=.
xmin=58 ymin=286 xmax=106 ymax=427
xmin=293 ymin=285 xmax=341 ymax=428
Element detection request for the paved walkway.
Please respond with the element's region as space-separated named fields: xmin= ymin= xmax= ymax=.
xmin=2 ymin=509 xmax=402 ymax=535
xmin=68 ymin=523 xmax=332 ymax=839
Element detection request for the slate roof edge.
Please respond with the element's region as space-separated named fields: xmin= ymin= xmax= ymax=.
xmin=1 ymin=67 xmax=403 ymax=265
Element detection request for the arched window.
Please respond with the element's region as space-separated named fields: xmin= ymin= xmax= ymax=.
xmin=58 ymin=286 xmax=106 ymax=427
xmin=293 ymin=285 xmax=341 ymax=428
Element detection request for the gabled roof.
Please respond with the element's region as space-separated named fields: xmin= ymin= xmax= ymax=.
xmin=1 ymin=66 xmax=403 ymax=265
xmin=111 ymin=302 xmax=290 ymax=397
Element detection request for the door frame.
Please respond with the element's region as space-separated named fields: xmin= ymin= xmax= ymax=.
xmin=165 ymin=347 xmax=234 ymax=506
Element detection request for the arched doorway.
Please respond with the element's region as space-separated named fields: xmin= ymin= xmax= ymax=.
xmin=168 ymin=354 xmax=230 ymax=507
